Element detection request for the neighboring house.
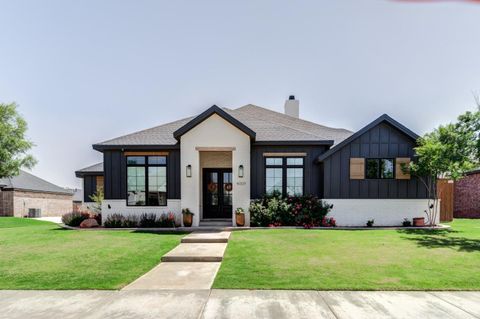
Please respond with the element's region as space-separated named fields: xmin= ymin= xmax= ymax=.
xmin=0 ymin=170 xmax=73 ymax=217
xmin=454 ymin=169 xmax=480 ymax=218
xmin=75 ymin=96 xmax=437 ymax=226
xmin=71 ymin=188 xmax=84 ymax=212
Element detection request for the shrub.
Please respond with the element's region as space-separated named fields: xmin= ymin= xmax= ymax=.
xmin=250 ymin=195 xmax=289 ymax=227
xmin=402 ymin=218 xmax=412 ymax=227
xmin=139 ymin=213 xmax=159 ymax=228
xmin=157 ymin=212 xmax=176 ymax=228
xmin=249 ymin=194 xmax=332 ymax=227
xmin=366 ymin=219 xmax=375 ymax=227
xmin=286 ymin=195 xmax=333 ymax=228
xmin=104 ymin=214 xmax=125 ymax=228
xmin=321 ymin=216 xmax=336 ymax=227
xmin=122 ymin=215 xmax=139 ymax=228
xmin=62 ymin=211 xmax=89 ymax=227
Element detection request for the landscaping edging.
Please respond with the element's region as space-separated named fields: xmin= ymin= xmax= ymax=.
xmin=60 ymin=224 xmax=451 ymax=232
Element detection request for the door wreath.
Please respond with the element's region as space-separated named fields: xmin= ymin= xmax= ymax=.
xmin=207 ymin=182 xmax=217 ymax=193
xmin=224 ymin=183 xmax=233 ymax=192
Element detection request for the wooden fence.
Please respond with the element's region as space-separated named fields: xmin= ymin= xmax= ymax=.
xmin=437 ymin=179 xmax=454 ymax=222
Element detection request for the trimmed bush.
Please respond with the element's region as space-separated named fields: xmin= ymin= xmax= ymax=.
xmin=139 ymin=213 xmax=159 ymax=228
xmin=103 ymin=212 xmax=177 ymax=228
xmin=62 ymin=211 xmax=89 ymax=227
xmin=157 ymin=212 xmax=176 ymax=228
xmin=122 ymin=215 xmax=139 ymax=228
xmin=104 ymin=214 xmax=125 ymax=228
xmin=249 ymin=194 xmax=332 ymax=227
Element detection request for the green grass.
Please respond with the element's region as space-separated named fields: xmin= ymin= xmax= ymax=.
xmin=0 ymin=218 xmax=184 ymax=290
xmin=214 ymin=219 xmax=480 ymax=290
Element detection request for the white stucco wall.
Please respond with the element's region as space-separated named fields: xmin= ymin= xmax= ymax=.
xmin=325 ymin=199 xmax=440 ymax=226
xmin=180 ymin=113 xmax=251 ymax=226
xmin=101 ymin=199 xmax=181 ymax=225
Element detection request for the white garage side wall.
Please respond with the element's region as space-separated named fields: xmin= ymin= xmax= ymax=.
xmin=180 ymin=113 xmax=251 ymax=226
xmin=101 ymin=199 xmax=181 ymax=225
xmin=325 ymin=199 xmax=440 ymax=226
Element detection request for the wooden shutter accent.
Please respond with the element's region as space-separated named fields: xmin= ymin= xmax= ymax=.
xmin=350 ymin=158 xmax=365 ymax=180
xmin=396 ymin=158 xmax=411 ymax=180
xmin=96 ymin=176 xmax=104 ymax=192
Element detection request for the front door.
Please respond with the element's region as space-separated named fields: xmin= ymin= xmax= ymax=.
xmin=203 ymin=168 xmax=233 ymax=219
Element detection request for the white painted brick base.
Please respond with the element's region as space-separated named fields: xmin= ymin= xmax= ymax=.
xmin=101 ymin=199 xmax=182 ymax=225
xmin=325 ymin=199 xmax=440 ymax=226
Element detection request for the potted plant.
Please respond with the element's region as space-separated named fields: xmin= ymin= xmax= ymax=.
xmin=366 ymin=219 xmax=374 ymax=227
xmin=182 ymin=208 xmax=194 ymax=227
xmin=402 ymin=218 xmax=412 ymax=227
xmin=235 ymin=207 xmax=245 ymax=227
xmin=413 ymin=217 xmax=425 ymax=227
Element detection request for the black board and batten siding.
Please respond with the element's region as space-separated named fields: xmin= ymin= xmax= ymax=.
xmin=83 ymin=175 xmax=97 ymax=202
xmin=103 ymin=149 xmax=181 ymax=200
xmin=323 ymin=122 xmax=428 ymax=199
xmin=250 ymin=145 xmax=329 ymax=199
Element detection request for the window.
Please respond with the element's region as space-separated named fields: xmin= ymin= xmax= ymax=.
xmin=127 ymin=156 xmax=167 ymax=206
xmin=265 ymin=157 xmax=304 ymax=196
xmin=366 ymin=158 xmax=394 ymax=179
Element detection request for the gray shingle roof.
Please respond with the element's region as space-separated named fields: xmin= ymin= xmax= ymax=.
xmin=76 ymin=162 xmax=103 ymax=173
xmin=93 ymin=104 xmax=353 ymax=148
xmin=75 ymin=162 xmax=104 ymax=177
xmin=0 ymin=170 xmax=73 ymax=195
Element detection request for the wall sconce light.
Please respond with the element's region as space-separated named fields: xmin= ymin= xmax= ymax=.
xmin=186 ymin=165 xmax=192 ymax=177
xmin=238 ymin=165 xmax=244 ymax=178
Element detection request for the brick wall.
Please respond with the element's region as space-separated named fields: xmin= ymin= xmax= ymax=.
xmin=454 ymin=172 xmax=480 ymax=218
xmin=12 ymin=191 xmax=73 ymax=217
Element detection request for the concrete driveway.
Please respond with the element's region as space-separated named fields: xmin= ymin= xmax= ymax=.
xmin=1 ymin=290 xmax=479 ymax=319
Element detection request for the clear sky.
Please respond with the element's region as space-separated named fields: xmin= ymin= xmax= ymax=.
xmin=1 ymin=0 xmax=479 ymax=188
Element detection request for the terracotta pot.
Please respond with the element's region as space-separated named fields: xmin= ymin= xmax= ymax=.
xmin=183 ymin=213 xmax=193 ymax=227
xmin=413 ymin=217 xmax=425 ymax=227
xmin=236 ymin=213 xmax=245 ymax=227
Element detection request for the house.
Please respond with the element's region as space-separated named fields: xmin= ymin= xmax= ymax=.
xmin=0 ymin=170 xmax=73 ymax=217
xmin=454 ymin=169 xmax=480 ymax=218
xmin=75 ymin=96 xmax=437 ymax=226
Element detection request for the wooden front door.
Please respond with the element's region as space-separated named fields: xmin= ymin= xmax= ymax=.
xmin=203 ymin=168 xmax=233 ymax=219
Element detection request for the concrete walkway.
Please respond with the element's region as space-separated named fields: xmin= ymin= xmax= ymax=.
xmin=1 ymin=290 xmax=479 ymax=319
xmin=123 ymin=231 xmax=230 ymax=290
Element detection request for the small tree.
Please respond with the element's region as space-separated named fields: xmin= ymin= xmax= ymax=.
xmin=408 ymin=109 xmax=479 ymax=226
xmin=89 ymin=189 xmax=104 ymax=215
xmin=0 ymin=102 xmax=36 ymax=178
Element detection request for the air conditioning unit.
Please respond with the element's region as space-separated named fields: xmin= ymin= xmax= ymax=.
xmin=28 ymin=208 xmax=42 ymax=218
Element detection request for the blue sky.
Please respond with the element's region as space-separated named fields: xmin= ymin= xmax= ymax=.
xmin=1 ymin=0 xmax=479 ymax=188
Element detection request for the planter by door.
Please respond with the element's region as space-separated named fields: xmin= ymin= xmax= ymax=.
xmin=203 ymin=168 xmax=233 ymax=219
xmin=183 ymin=214 xmax=193 ymax=227
xmin=413 ymin=217 xmax=425 ymax=227
xmin=236 ymin=214 xmax=245 ymax=227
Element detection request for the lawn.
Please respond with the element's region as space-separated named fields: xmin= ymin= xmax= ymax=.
xmin=0 ymin=218 xmax=184 ymax=289
xmin=214 ymin=219 xmax=480 ymax=290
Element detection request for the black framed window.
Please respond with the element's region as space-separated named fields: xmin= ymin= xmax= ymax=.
xmin=366 ymin=158 xmax=394 ymax=179
xmin=265 ymin=157 xmax=304 ymax=196
xmin=127 ymin=156 xmax=167 ymax=206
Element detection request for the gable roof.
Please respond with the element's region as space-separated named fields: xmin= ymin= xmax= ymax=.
xmin=75 ymin=162 xmax=104 ymax=177
xmin=93 ymin=104 xmax=352 ymax=150
xmin=316 ymin=114 xmax=420 ymax=162
xmin=173 ymin=105 xmax=256 ymax=140
xmin=0 ymin=170 xmax=73 ymax=195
